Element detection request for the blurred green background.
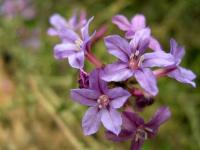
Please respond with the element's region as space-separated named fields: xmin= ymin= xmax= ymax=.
xmin=0 ymin=0 xmax=199 ymax=150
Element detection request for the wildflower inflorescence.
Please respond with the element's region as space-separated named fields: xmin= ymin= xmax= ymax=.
xmin=48 ymin=11 xmax=196 ymax=150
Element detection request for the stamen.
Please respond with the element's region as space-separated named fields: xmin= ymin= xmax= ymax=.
xmin=135 ymin=128 xmax=148 ymax=142
xmin=98 ymin=105 xmax=102 ymax=109
xmin=145 ymin=127 xmax=153 ymax=133
xmin=97 ymin=95 xmax=109 ymax=109
xmin=75 ymin=39 xmax=83 ymax=50
xmin=138 ymin=55 xmax=144 ymax=67
xmin=135 ymin=50 xmax=140 ymax=56
xmin=97 ymin=99 xmax=101 ymax=103
xmin=130 ymin=53 xmax=135 ymax=59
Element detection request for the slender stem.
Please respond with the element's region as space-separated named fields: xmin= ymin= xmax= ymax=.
xmin=85 ymin=52 xmax=104 ymax=68
xmin=90 ymin=24 xmax=107 ymax=47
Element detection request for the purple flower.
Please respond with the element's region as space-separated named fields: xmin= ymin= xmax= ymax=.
xmin=101 ymin=29 xmax=174 ymax=96
xmin=53 ymin=17 xmax=95 ymax=69
xmin=106 ymin=107 xmax=171 ymax=150
xmin=71 ymin=69 xmax=131 ymax=135
xmin=112 ymin=14 xmax=162 ymax=51
xmin=166 ymin=39 xmax=196 ymax=87
xmin=48 ymin=11 xmax=86 ymax=37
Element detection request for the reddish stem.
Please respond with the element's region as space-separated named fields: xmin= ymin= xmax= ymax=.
xmin=85 ymin=52 xmax=104 ymax=68
xmin=91 ymin=24 xmax=107 ymax=46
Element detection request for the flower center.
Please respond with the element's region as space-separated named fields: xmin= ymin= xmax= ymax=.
xmin=129 ymin=51 xmax=144 ymax=70
xmin=97 ymin=95 xmax=109 ymax=109
xmin=75 ymin=38 xmax=83 ymax=50
xmin=135 ymin=128 xmax=147 ymax=142
xmin=135 ymin=127 xmax=153 ymax=142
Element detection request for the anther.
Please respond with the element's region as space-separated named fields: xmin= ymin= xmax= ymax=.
xmin=138 ymin=55 xmax=144 ymax=67
xmin=135 ymin=50 xmax=140 ymax=56
xmin=75 ymin=39 xmax=83 ymax=50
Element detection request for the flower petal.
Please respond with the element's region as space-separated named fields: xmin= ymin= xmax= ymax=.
xmin=54 ymin=43 xmax=77 ymax=59
xmin=170 ymin=38 xmax=185 ymax=61
xmin=70 ymin=89 xmax=99 ymax=106
xmin=106 ymin=129 xmax=133 ymax=142
xmin=122 ymin=111 xmax=144 ymax=131
xmin=81 ymin=16 xmax=94 ymax=40
xmin=104 ymin=35 xmax=131 ymax=62
xmin=59 ymin=28 xmax=80 ymax=43
xmin=89 ymin=69 xmax=108 ymax=94
xmin=142 ymin=51 xmax=174 ymax=68
xmin=125 ymin=30 xmax=135 ymax=39
xmin=47 ymin=28 xmax=58 ymax=36
xmin=82 ymin=107 xmax=102 ymax=135
xmin=168 ymin=67 xmax=196 ymax=87
xmin=107 ymin=87 xmax=131 ymax=108
xmin=149 ymin=37 xmax=162 ymax=51
xmin=131 ymin=14 xmax=146 ymax=31
xmin=135 ymin=68 xmax=158 ymax=96
xmin=112 ymin=15 xmax=131 ymax=31
xmin=130 ymin=28 xmax=151 ymax=54
xmin=49 ymin=14 xmax=67 ymax=29
xmin=101 ymin=62 xmax=133 ymax=82
xmin=68 ymin=51 xmax=85 ymax=69
xmin=68 ymin=12 xmax=78 ymax=28
xmin=145 ymin=106 xmax=171 ymax=135
xmin=101 ymin=108 xmax=122 ymax=135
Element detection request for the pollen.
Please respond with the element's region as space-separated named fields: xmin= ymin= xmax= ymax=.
xmin=75 ymin=39 xmax=83 ymax=50
xmin=135 ymin=128 xmax=148 ymax=142
xmin=138 ymin=55 xmax=144 ymax=67
xmin=97 ymin=95 xmax=109 ymax=109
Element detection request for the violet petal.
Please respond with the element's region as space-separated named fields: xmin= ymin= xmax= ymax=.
xmin=70 ymin=89 xmax=99 ymax=106
xmin=168 ymin=66 xmax=196 ymax=87
xmin=54 ymin=43 xmax=77 ymax=59
xmin=49 ymin=14 xmax=67 ymax=29
xmin=145 ymin=106 xmax=171 ymax=133
xmin=101 ymin=62 xmax=133 ymax=82
xmin=59 ymin=28 xmax=80 ymax=43
xmin=104 ymin=35 xmax=131 ymax=62
xmin=130 ymin=28 xmax=151 ymax=54
xmin=68 ymin=51 xmax=85 ymax=69
xmin=131 ymin=14 xmax=146 ymax=31
xmin=101 ymin=108 xmax=122 ymax=135
xmin=112 ymin=15 xmax=131 ymax=31
xmin=106 ymin=129 xmax=133 ymax=142
xmin=170 ymin=38 xmax=185 ymax=62
xmin=107 ymin=87 xmax=131 ymax=109
xmin=122 ymin=111 xmax=144 ymax=131
xmin=149 ymin=37 xmax=162 ymax=51
xmin=81 ymin=16 xmax=94 ymax=40
xmin=47 ymin=28 xmax=58 ymax=36
xmin=134 ymin=68 xmax=158 ymax=96
xmin=82 ymin=107 xmax=102 ymax=135
xmin=89 ymin=69 xmax=108 ymax=94
xmin=142 ymin=51 xmax=174 ymax=68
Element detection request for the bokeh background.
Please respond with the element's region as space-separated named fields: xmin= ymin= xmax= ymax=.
xmin=0 ymin=0 xmax=199 ymax=150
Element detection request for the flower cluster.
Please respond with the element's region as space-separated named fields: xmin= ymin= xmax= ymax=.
xmin=48 ymin=12 xmax=196 ymax=150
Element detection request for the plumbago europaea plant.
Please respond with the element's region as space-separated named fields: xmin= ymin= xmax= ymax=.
xmin=48 ymin=12 xmax=196 ymax=150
